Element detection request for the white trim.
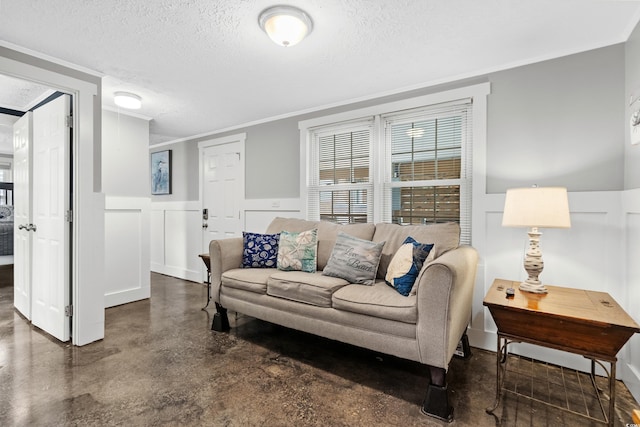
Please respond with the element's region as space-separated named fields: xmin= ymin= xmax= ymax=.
xmin=244 ymin=198 xmax=301 ymax=211
xmin=0 ymin=49 xmax=105 ymax=346
xmin=0 ymin=41 xmax=103 ymax=77
xmin=299 ymin=83 xmax=490 ymax=130
xmin=150 ymin=200 xmax=200 ymax=211
xmin=197 ymin=132 xmax=247 ymax=150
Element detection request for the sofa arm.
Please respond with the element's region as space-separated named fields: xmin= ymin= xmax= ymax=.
xmin=209 ymin=237 xmax=243 ymax=303
xmin=415 ymin=245 xmax=478 ymax=370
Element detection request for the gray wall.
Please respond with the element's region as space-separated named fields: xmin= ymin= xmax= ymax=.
xmin=626 ymin=23 xmax=640 ymax=189
xmin=102 ymin=110 xmax=150 ymax=197
xmin=169 ymin=44 xmax=626 ymax=200
xmin=487 ymin=45 xmax=625 ymax=193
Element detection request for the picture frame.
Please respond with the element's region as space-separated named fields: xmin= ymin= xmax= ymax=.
xmin=150 ymin=150 xmax=172 ymax=195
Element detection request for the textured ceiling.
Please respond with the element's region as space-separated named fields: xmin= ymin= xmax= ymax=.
xmin=1 ymin=0 xmax=640 ymax=145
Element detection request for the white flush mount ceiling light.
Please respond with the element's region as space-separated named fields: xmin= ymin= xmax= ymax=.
xmin=114 ymin=91 xmax=142 ymax=109
xmin=259 ymin=5 xmax=313 ymax=47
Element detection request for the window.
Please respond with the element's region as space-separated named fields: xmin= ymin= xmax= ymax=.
xmin=383 ymin=101 xmax=472 ymax=243
xmin=308 ymin=120 xmax=373 ymax=224
xmin=303 ymin=84 xmax=488 ymax=245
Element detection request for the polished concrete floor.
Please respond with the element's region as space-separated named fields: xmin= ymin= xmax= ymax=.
xmin=0 ymin=272 xmax=638 ymax=426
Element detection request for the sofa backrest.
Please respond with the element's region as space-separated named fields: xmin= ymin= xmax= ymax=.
xmin=265 ymin=217 xmax=375 ymax=270
xmin=315 ymin=222 xmax=375 ymax=269
xmin=265 ymin=217 xmax=459 ymax=277
xmin=372 ymin=222 xmax=460 ymax=279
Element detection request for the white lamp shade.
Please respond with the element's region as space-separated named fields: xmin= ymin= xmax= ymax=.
xmin=114 ymin=92 xmax=142 ymax=109
xmin=502 ymin=187 xmax=571 ymax=228
xmin=259 ymin=6 xmax=313 ymax=47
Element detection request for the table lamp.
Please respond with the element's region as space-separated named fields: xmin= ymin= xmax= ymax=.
xmin=502 ymin=186 xmax=571 ymax=294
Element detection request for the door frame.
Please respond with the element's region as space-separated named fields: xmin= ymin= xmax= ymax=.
xmin=198 ymin=133 xmax=246 ymax=276
xmin=0 ymin=44 xmax=105 ymax=345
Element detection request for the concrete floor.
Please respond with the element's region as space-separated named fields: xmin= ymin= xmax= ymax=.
xmin=0 ymin=272 xmax=638 ymax=426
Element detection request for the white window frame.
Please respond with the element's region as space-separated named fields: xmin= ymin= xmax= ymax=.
xmin=307 ymin=119 xmax=375 ymax=222
xmin=299 ymin=83 xmax=490 ymax=244
xmin=382 ymin=100 xmax=473 ymax=242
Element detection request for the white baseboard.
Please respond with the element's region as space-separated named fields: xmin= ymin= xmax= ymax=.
xmin=151 ymin=262 xmax=202 ymax=283
xmin=105 ymin=287 xmax=150 ymax=308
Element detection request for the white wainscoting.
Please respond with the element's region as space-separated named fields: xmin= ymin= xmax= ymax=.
xmin=104 ymin=196 xmax=150 ymax=308
xmin=622 ymin=188 xmax=640 ymax=401
xmin=150 ymin=201 xmax=202 ymax=282
xmin=244 ymin=198 xmax=302 ymax=232
xmin=149 ymin=199 xmax=303 ymax=283
xmin=468 ymin=190 xmax=634 ymax=380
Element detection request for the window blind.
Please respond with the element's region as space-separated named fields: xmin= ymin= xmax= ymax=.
xmin=383 ymin=100 xmax=473 ymax=244
xmin=308 ymin=120 xmax=374 ymax=223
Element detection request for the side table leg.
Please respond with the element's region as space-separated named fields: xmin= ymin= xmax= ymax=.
xmin=486 ymin=334 xmax=507 ymax=414
xmin=201 ymin=278 xmax=211 ymax=311
xmin=608 ymin=361 xmax=616 ymax=427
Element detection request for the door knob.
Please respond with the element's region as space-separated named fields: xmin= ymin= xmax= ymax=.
xmin=202 ymin=223 xmax=208 ymax=229
xmin=18 ymin=224 xmax=26 ymax=230
xmin=27 ymin=224 xmax=37 ymax=232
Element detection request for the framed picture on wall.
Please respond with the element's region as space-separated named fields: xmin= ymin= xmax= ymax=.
xmin=151 ymin=150 xmax=172 ymax=195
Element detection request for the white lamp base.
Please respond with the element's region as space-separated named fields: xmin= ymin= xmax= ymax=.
xmin=519 ymin=227 xmax=548 ymax=294
xmin=518 ymin=281 xmax=548 ymax=294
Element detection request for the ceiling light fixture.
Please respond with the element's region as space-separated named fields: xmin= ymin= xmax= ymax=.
xmin=114 ymin=91 xmax=142 ymax=109
xmin=259 ymin=5 xmax=313 ymax=47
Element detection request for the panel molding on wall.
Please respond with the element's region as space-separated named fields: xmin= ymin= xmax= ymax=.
xmin=150 ymin=201 xmax=202 ymax=282
xmin=150 ymin=199 xmax=303 ymax=283
xmin=622 ymin=188 xmax=640 ymax=400
xmin=469 ymin=190 xmax=632 ymax=378
xmin=104 ymin=196 xmax=150 ymax=308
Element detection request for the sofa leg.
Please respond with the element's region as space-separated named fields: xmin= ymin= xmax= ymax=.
xmin=421 ymin=366 xmax=453 ymax=422
xmin=211 ymin=303 xmax=230 ymax=332
xmin=455 ymin=332 xmax=472 ymax=359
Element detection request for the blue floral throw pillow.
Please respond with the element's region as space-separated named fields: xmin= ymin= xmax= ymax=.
xmin=242 ymin=232 xmax=280 ymax=268
xmin=385 ymin=236 xmax=434 ymax=296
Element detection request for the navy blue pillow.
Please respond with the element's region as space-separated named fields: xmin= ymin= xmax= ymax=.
xmin=385 ymin=236 xmax=434 ymax=296
xmin=242 ymin=232 xmax=280 ymax=268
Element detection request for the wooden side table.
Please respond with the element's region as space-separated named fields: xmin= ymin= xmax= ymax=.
xmin=198 ymin=253 xmax=211 ymax=310
xmin=484 ymin=278 xmax=639 ymax=426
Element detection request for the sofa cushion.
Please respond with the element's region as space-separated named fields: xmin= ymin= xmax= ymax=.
xmin=242 ymin=232 xmax=280 ymax=268
xmin=277 ymin=229 xmax=318 ymax=273
xmin=322 ymin=232 xmax=385 ymax=285
xmin=315 ymin=222 xmax=376 ymax=270
xmin=222 ymin=268 xmax=275 ymax=294
xmin=332 ymin=282 xmax=418 ymax=324
xmin=385 ymin=236 xmax=434 ymax=296
xmin=373 ymin=222 xmax=460 ymax=279
xmin=267 ymin=271 xmax=349 ymax=307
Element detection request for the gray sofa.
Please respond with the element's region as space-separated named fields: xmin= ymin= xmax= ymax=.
xmin=208 ymin=217 xmax=478 ymax=421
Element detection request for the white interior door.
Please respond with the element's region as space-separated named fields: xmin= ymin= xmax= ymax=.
xmin=31 ymin=94 xmax=71 ymax=342
xmin=201 ymin=139 xmax=244 ymax=255
xmin=13 ymin=111 xmax=32 ymax=319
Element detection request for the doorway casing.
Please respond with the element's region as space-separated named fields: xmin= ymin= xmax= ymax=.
xmin=0 ymin=43 xmax=106 ymax=346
